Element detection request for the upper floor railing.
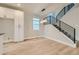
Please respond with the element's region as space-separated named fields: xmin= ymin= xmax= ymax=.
xmin=56 ymin=3 xmax=75 ymax=21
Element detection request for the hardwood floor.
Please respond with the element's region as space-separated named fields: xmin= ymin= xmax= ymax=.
xmin=4 ymin=37 xmax=79 ymax=55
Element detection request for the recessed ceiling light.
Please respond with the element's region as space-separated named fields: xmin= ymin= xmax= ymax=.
xmin=17 ymin=3 xmax=21 ymax=7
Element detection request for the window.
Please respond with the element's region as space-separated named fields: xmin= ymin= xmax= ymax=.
xmin=47 ymin=16 xmax=51 ymax=24
xmin=47 ymin=13 xmax=53 ymax=24
xmin=33 ymin=18 xmax=40 ymax=30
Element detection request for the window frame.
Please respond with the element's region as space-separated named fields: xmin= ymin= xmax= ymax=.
xmin=32 ymin=17 xmax=40 ymax=31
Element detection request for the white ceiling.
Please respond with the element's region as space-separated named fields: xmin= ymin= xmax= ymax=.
xmin=22 ymin=3 xmax=49 ymax=14
xmin=5 ymin=3 xmax=68 ymax=17
xmin=21 ymin=3 xmax=68 ymax=17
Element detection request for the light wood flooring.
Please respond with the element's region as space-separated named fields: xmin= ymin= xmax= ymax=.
xmin=4 ymin=37 xmax=79 ymax=55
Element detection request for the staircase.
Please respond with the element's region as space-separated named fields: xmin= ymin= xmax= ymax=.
xmin=46 ymin=3 xmax=76 ymax=45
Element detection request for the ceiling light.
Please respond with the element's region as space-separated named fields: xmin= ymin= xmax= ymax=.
xmin=17 ymin=3 xmax=21 ymax=7
xmin=41 ymin=8 xmax=45 ymax=12
xmin=40 ymin=19 xmax=47 ymax=24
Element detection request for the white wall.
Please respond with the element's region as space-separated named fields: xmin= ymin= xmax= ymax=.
xmin=0 ymin=18 xmax=14 ymax=41
xmin=23 ymin=3 xmax=69 ymax=39
xmin=43 ymin=24 xmax=76 ymax=47
xmin=60 ymin=5 xmax=79 ymax=41
xmin=24 ymin=12 xmax=42 ymax=39
xmin=61 ymin=6 xmax=79 ymax=28
xmin=0 ymin=6 xmax=24 ymax=42
xmin=0 ymin=7 xmax=15 ymax=42
xmin=42 ymin=4 xmax=79 ymax=47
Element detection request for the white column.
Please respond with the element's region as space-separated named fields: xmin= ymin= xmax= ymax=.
xmin=0 ymin=34 xmax=4 ymax=54
xmin=14 ymin=10 xmax=24 ymax=42
xmin=75 ymin=25 xmax=79 ymax=41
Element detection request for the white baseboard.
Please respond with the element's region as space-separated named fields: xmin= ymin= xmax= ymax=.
xmin=44 ymin=36 xmax=76 ymax=48
xmin=24 ymin=36 xmax=42 ymax=40
xmin=4 ymin=39 xmax=14 ymax=43
xmin=4 ymin=36 xmax=42 ymax=43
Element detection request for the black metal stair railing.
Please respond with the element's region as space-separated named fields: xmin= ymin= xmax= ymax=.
xmin=55 ymin=3 xmax=75 ymax=43
xmin=46 ymin=3 xmax=76 ymax=43
xmin=47 ymin=18 xmax=76 ymax=43
xmin=54 ymin=20 xmax=76 ymax=43
xmin=56 ymin=3 xmax=75 ymax=21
